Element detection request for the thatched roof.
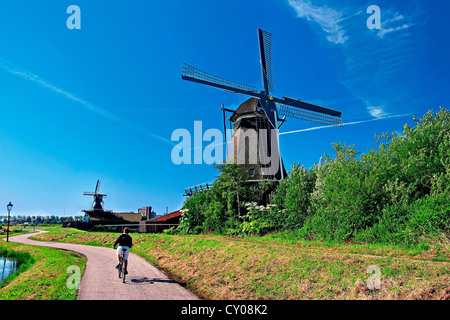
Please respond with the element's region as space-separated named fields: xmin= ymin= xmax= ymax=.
xmin=231 ymin=98 xmax=263 ymax=122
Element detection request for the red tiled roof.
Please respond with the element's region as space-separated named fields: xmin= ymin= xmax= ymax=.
xmin=148 ymin=210 xmax=182 ymax=222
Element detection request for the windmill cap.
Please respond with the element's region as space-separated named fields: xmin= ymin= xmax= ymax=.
xmin=231 ymin=98 xmax=264 ymax=122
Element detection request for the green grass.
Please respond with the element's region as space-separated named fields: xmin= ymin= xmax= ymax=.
xmin=0 ymin=246 xmax=34 ymax=287
xmin=0 ymin=228 xmax=86 ymax=300
xmin=31 ymin=227 xmax=450 ymax=300
xmin=2 ymin=222 xmax=448 ymax=300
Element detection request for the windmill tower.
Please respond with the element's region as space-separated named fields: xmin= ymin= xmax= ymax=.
xmin=182 ymin=28 xmax=342 ymax=180
xmin=228 ymin=97 xmax=283 ymax=180
xmin=83 ymin=180 xmax=107 ymax=211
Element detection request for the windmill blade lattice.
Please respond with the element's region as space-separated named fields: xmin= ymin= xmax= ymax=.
xmin=258 ymin=29 xmax=274 ymax=93
xmin=181 ymin=28 xmax=344 ymax=183
xmin=182 ymin=63 xmax=258 ymax=94
xmin=277 ymin=103 xmax=342 ymax=126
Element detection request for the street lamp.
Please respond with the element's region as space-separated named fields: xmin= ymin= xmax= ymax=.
xmin=6 ymin=202 xmax=13 ymax=242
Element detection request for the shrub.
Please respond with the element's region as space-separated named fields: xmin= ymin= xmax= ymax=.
xmin=179 ymin=164 xmax=273 ymax=234
xmin=178 ymin=108 xmax=450 ymax=246
xmin=355 ymin=192 xmax=450 ymax=246
xmin=271 ymin=163 xmax=318 ymax=230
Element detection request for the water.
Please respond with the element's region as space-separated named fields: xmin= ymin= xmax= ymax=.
xmin=0 ymin=257 xmax=18 ymax=282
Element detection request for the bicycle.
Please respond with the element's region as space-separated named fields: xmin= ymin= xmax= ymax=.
xmin=118 ymin=248 xmax=127 ymax=283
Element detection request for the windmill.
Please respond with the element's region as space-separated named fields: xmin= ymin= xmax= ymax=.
xmin=83 ymin=180 xmax=107 ymax=211
xmin=182 ymin=28 xmax=342 ymax=180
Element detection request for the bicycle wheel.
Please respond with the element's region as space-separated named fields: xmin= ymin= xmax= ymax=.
xmin=118 ymin=259 xmax=123 ymax=279
xmin=121 ymin=259 xmax=126 ymax=283
xmin=119 ymin=250 xmax=126 ymax=283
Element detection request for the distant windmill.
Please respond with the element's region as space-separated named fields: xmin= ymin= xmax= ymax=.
xmin=83 ymin=180 xmax=107 ymax=211
xmin=182 ymin=28 xmax=342 ymax=180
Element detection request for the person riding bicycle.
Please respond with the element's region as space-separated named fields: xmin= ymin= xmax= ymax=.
xmin=113 ymin=227 xmax=133 ymax=274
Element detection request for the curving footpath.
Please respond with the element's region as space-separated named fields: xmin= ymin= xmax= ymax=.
xmin=6 ymin=231 xmax=199 ymax=300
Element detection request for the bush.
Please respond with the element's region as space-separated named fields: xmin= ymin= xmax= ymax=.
xmin=271 ymin=163 xmax=318 ymax=230
xmin=177 ymin=108 xmax=450 ymax=246
xmin=355 ymin=192 xmax=450 ymax=246
xmin=178 ymin=164 xmax=273 ymax=234
xmin=275 ymin=107 xmax=450 ymax=245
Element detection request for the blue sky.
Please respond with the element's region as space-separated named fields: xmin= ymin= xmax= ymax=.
xmin=0 ymin=0 xmax=448 ymax=216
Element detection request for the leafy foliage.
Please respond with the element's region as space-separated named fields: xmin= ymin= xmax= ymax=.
xmin=179 ymin=108 xmax=450 ymax=247
xmin=295 ymin=107 xmax=449 ymax=244
xmin=179 ymin=164 xmax=273 ymax=234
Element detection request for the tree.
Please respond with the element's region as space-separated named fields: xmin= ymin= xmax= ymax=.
xmin=181 ymin=163 xmax=270 ymax=234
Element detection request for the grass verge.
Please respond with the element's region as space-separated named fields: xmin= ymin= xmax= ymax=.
xmin=0 ymin=229 xmax=86 ymax=300
xmin=31 ymin=226 xmax=450 ymax=300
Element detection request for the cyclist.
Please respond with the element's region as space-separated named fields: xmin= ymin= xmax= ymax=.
xmin=113 ymin=227 xmax=133 ymax=274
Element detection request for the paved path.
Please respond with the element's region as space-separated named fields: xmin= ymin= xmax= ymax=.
xmin=6 ymin=231 xmax=199 ymax=300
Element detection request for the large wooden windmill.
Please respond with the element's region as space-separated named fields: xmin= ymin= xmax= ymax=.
xmin=182 ymin=28 xmax=342 ymax=180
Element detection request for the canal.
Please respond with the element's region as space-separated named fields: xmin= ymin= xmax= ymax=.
xmin=0 ymin=257 xmax=18 ymax=283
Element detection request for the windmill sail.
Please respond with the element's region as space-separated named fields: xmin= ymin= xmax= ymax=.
xmin=181 ymin=28 xmax=343 ymax=183
xmin=83 ymin=180 xmax=107 ymax=211
xmin=258 ymin=28 xmax=274 ymax=93
xmin=275 ymin=96 xmax=342 ymax=126
xmin=95 ymin=180 xmax=101 ymax=194
xmin=182 ymin=63 xmax=258 ymax=95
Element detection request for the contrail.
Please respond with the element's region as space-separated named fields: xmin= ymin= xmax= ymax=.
xmin=186 ymin=113 xmax=412 ymax=151
xmin=279 ymin=113 xmax=412 ymax=136
xmin=0 ymin=57 xmax=174 ymax=147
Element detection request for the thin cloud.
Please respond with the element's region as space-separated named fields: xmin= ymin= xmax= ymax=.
xmin=287 ymin=0 xmax=348 ymax=44
xmin=367 ymin=106 xmax=387 ymax=118
xmin=287 ymin=0 xmax=424 ymax=119
xmin=279 ymin=113 xmax=412 ymax=135
xmin=0 ymin=57 xmax=174 ymax=147
xmin=378 ymin=12 xmax=411 ymax=38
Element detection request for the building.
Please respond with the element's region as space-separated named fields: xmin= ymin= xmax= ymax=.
xmin=138 ymin=206 xmax=157 ymax=220
xmin=82 ymin=209 xmax=143 ymax=231
xmin=77 ymin=205 xmax=179 ymax=233
xmin=229 ymin=97 xmax=287 ymax=181
xmin=140 ymin=210 xmax=183 ymax=233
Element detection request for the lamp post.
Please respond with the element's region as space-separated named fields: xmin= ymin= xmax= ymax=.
xmin=6 ymin=202 xmax=13 ymax=242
